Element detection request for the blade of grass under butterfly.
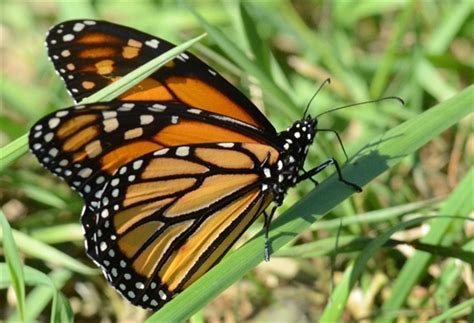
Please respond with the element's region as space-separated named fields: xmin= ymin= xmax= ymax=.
xmin=0 ymin=211 xmax=25 ymax=321
xmin=147 ymin=83 xmax=473 ymax=322
xmin=0 ymin=33 xmax=207 ymax=173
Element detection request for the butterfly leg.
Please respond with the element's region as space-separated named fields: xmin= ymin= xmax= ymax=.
xmin=263 ymin=206 xmax=278 ymax=262
xmin=301 ymin=169 xmax=319 ymax=186
xmin=297 ymin=158 xmax=362 ymax=192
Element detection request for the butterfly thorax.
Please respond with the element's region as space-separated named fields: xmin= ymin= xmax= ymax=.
xmin=266 ymin=117 xmax=317 ymax=205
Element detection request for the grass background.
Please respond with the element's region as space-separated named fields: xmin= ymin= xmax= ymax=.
xmin=1 ymin=1 xmax=472 ymax=322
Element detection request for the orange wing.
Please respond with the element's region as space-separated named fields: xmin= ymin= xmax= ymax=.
xmin=46 ymin=20 xmax=276 ymax=132
xmin=90 ymin=143 xmax=278 ymax=310
xmin=29 ymin=101 xmax=276 ymax=210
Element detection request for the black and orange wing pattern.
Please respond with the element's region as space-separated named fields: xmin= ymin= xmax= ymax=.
xmin=91 ymin=143 xmax=278 ymax=308
xmin=30 ymin=19 xmax=327 ymax=311
xmin=46 ymin=20 xmax=275 ymax=132
xmin=28 ymin=100 xmax=279 ymax=267
xmin=29 ymin=101 xmax=274 ymax=206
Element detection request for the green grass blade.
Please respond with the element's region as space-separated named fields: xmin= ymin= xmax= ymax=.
xmin=376 ymin=168 xmax=474 ymax=322
xmin=416 ymin=59 xmax=457 ymax=101
xmin=147 ymin=83 xmax=473 ymax=322
xmin=370 ymin=2 xmax=413 ymax=98
xmin=7 ymin=269 xmax=72 ymax=322
xmin=427 ymin=298 xmax=474 ymax=323
xmin=239 ymin=2 xmax=271 ymax=75
xmin=278 ymin=1 xmax=368 ymax=101
xmin=29 ymin=223 xmax=83 ymax=244
xmin=319 ymin=263 xmax=354 ymax=321
xmin=0 ymin=33 xmax=207 ymax=173
xmin=433 ymin=239 xmax=474 ymax=314
xmin=0 ymin=228 xmax=98 ymax=275
xmin=310 ymin=198 xmax=442 ymax=231
xmin=426 ymin=0 xmax=473 ymax=55
xmin=0 ymin=264 xmax=74 ymax=323
xmin=0 ymin=211 xmax=25 ymax=321
xmin=0 ymin=135 xmax=29 ymax=174
xmin=276 ymin=233 xmax=473 ymax=263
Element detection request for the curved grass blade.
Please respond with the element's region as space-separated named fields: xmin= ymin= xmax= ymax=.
xmin=0 ymin=228 xmax=98 ymax=275
xmin=0 ymin=264 xmax=73 ymax=323
xmin=0 ymin=211 xmax=25 ymax=321
xmin=7 ymin=269 xmax=72 ymax=322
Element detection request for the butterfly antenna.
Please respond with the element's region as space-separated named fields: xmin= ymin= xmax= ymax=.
xmin=315 ymin=96 xmax=404 ymax=119
xmin=303 ymin=78 xmax=331 ymax=118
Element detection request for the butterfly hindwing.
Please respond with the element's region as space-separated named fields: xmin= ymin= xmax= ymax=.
xmin=46 ymin=20 xmax=275 ymax=132
xmin=89 ymin=143 xmax=278 ymax=309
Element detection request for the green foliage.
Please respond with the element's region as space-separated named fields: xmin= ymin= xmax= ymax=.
xmin=1 ymin=1 xmax=471 ymax=321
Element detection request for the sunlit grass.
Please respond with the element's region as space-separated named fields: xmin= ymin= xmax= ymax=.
xmin=1 ymin=1 xmax=472 ymax=322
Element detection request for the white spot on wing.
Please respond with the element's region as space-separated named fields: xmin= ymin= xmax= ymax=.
xmin=217 ymin=142 xmax=234 ymax=148
xmin=153 ymin=148 xmax=169 ymax=156
xmin=133 ymin=160 xmax=143 ymax=170
xmin=103 ymin=118 xmax=119 ymax=132
xmin=61 ymin=50 xmax=71 ymax=57
xmin=159 ymin=290 xmax=167 ymax=300
xmin=78 ymin=167 xmax=93 ymax=178
xmin=145 ymin=39 xmax=159 ymax=48
xmin=48 ymin=118 xmax=60 ymax=129
xmin=140 ymin=115 xmax=154 ymax=125
xmin=150 ymin=104 xmax=166 ymax=111
xmin=48 ymin=148 xmax=59 ymax=157
xmin=101 ymin=209 xmax=109 ymax=218
xmin=63 ymin=34 xmax=75 ymax=42
xmin=102 ymin=111 xmax=117 ymax=119
xmin=176 ymin=146 xmax=189 ymax=157
xmin=56 ymin=110 xmax=69 ymax=117
xmin=73 ymin=23 xmax=85 ymax=32
xmin=187 ymin=108 xmax=201 ymax=114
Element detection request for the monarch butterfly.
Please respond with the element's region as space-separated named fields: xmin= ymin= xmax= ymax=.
xmin=29 ymin=20 xmax=369 ymax=310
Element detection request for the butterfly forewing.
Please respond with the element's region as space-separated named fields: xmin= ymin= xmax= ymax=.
xmin=29 ymin=101 xmax=275 ymax=207
xmin=91 ymin=143 xmax=277 ymax=309
xmin=46 ymin=20 xmax=275 ymax=132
